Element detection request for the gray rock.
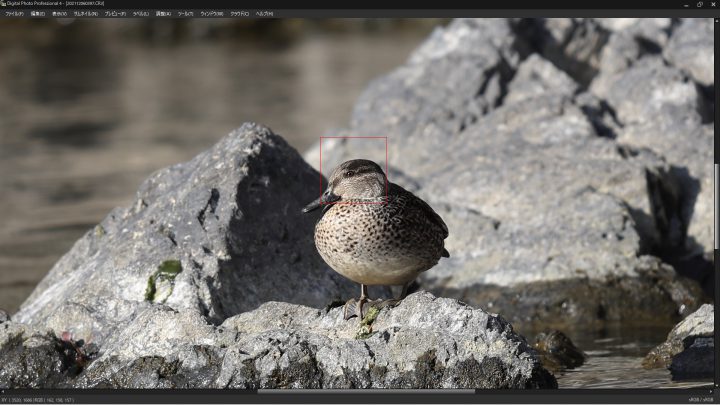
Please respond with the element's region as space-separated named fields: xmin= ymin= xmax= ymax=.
xmin=321 ymin=97 xmax=703 ymax=330
xmin=533 ymin=330 xmax=586 ymax=371
xmin=574 ymin=91 xmax=623 ymax=139
xmin=346 ymin=19 xmax=519 ymax=171
xmin=505 ymin=54 xmax=578 ymax=104
xmin=515 ymin=18 xmax=609 ymax=87
xmin=305 ymin=19 xmax=521 ymax=178
xmin=643 ymin=304 xmax=714 ymax=369
xmin=664 ymin=18 xmax=714 ymax=86
xmin=620 ymin=123 xmax=713 ymax=255
xmin=521 ymin=19 xmax=669 ymax=87
xmin=308 ymin=19 xmax=708 ymax=330
xmin=590 ymin=57 xmax=703 ymax=127
xmin=669 ymin=336 xmax=714 ymax=380
xmin=590 ymin=54 xmax=714 ymax=290
xmin=417 ymin=122 xmax=702 ymax=327
xmin=13 ymin=123 xmax=358 ymax=347
xmin=596 ymin=32 xmax=646 ymax=75
xmin=72 ymin=292 xmax=557 ymax=389
xmin=595 ymin=18 xmax=671 ymax=46
xmin=0 ymin=322 xmax=90 ymax=388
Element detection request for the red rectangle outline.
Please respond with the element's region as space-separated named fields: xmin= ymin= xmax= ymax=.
xmin=318 ymin=136 xmax=388 ymax=207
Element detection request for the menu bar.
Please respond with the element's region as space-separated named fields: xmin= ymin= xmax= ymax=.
xmin=0 ymin=8 xmax=718 ymax=17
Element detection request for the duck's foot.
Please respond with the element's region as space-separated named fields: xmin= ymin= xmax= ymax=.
xmin=369 ymin=298 xmax=401 ymax=309
xmin=343 ymin=297 xmax=369 ymax=320
xmin=343 ymin=298 xmax=357 ymax=320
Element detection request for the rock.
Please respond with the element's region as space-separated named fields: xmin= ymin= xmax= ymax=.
xmin=4 ymin=121 xmax=556 ymax=389
xmin=518 ymin=19 xmax=669 ymax=87
xmin=72 ymin=292 xmax=557 ymax=389
xmin=306 ymin=19 xmax=521 ymax=178
xmin=309 ymin=18 xmax=708 ymax=330
xmin=0 ymin=322 xmax=93 ymax=388
xmin=590 ymin=55 xmax=714 ymax=293
xmin=593 ymin=19 xmax=670 ymax=77
xmin=669 ymin=336 xmax=714 ymax=380
xmin=533 ymin=330 xmax=586 ymax=371
xmin=504 ymin=54 xmax=578 ymax=104
xmin=595 ymin=18 xmax=671 ymax=47
xmin=327 ymin=98 xmax=702 ymax=330
xmin=574 ymin=91 xmax=623 ymax=139
xmin=338 ymin=19 xmax=519 ymax=174
xmin=13 ymin=123 xmax=358 ymax=347
xmin=514 ymin=18 xmax=609 ymax=86
xmin=590 ymin=57 xmax=703 ymax=127
xmin=664 ymin=18 xmax=714 ymax=87
xmin=643 ymin=304 xmax=714 ymax=369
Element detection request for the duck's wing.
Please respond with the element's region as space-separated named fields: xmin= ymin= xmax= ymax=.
xmin=413 ymin=193 xmax=449 ymax=240
xmin=389 ymin=183 xmax=449 ymax=240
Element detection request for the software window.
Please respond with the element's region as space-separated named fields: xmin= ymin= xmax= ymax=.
xmin=0 ymin=1 xmax=716 ymax=404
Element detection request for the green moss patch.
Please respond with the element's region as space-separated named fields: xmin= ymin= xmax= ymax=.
xmin=355 ymin=306 xmax=380 ymax=339
xmin=144 ymin=260 xmax=183 ymax=303
xmin=94 ymin=225 xmax=106 ymax=237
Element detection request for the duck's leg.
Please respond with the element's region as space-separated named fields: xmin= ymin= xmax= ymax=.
xmin=356 ymin=284 xmax=369 ymax=318
xmin=371 ymin=281 xmax=411 ymax=309
xmin=343 ymin=284 xmax=369 ymax=320
xmin=399 ymin=281 xmax=411 ymax=300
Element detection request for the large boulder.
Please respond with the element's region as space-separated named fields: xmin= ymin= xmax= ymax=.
xmin=669 ymin=336 xmax=714 ymax=381
xmin=643 ymin=304 xmax=714 ymax=370
xmin=591 ymin=44 xmax=714 ymax=293
xmin=511 ymin=18 xmax=610 ymax=87
xmin=305 ymin=18 xmax=521 ymax=175
xmin=664 ymin=18 xmax=714 ymax=87
xmin=305 ymin=18 xmax=709 ymax=330
xmin=13 ymin=123 xmax=358 ymax=347
xmin=5 ymin=123 xmax=556 ymax=389
xmin=70 ymin=292 xmax=556 ymax=389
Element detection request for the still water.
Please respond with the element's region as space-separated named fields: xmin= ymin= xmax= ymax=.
xmin=542 ymin=325 xmax=713 ymax=389
xmin=0 ymin=20 xmax=709 ymax=390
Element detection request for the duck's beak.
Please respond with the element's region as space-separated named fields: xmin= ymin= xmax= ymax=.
xmin=302 ymin=189 xmax=340 ymax=213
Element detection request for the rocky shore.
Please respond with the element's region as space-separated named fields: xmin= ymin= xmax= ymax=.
xmin=0 ymin=124 xmax=555 ymax=389
xmin=307 ymin=18 xmax=713 ymax=330
xmin=1 ymin=18 xmax=714 ymax=388
xmin=643 ymin=304 xmax=714 ymax=380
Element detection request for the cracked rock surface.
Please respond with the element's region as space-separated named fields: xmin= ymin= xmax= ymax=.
xmin=643 ymin=304 xmax=714 ymax=370
xmin=3 ymin=293 xmax=557 ymax=389
xmin=6 ymin=123 xmax=554 ymax=389
xmin=13 ymin=123 xmax=359 ymax=348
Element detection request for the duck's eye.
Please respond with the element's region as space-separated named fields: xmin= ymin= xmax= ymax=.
xmin=344 ymin=170 xmax=356 ymax=178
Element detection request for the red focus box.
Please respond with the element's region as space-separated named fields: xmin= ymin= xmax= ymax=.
xmin=318 ymin=136 xmax=388 ymax=206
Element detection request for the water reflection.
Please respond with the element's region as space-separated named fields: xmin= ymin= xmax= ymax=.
xmin=522 ymin=324 xmax=712 ymax=389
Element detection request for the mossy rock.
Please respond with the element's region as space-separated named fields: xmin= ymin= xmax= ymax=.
xmin=144 ymin=260 xmax=183 ymax=303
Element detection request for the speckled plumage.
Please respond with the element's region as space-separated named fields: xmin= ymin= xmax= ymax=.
xmin=307 ymin=160 xmax=449 ymax=287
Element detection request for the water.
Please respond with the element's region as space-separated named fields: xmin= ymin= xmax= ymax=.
xmin=0 ymin=20 xmax=710 ymax=390
xmin=541 ymin=326 xmax=714 ymax=389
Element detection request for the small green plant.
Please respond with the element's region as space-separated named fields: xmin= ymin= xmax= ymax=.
xmin=144 ymin=260 xmax=183 ymax=302
xmin=94 ymin=225 xmax=106 ymax=237
xmin=355 ymin=306 xmax=380 ymax=339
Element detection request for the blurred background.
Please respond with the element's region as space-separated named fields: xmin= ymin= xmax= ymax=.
xmin=0 ymin=18 xmax=444 ymax=313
